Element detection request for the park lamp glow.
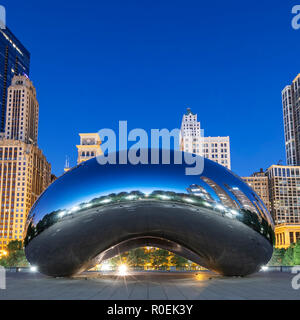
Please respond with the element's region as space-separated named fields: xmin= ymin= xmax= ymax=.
xmin=203 ymin=201 xmax=212 ymax=207
xmin=125 ymin=195 xmax=137 ymax=200
xmin=100 ymin=198 xmax=112 ymax=204
xmin=30 ymin=265 xmax=38 ymax=272
xmin=70 ymin=206 xmax=80 ymax=213
xmin=117 ymin=264 xmax=128 ymax=276
xmin=100 ymin=261 xmax=112 ymax=271
xmin=58 ymin=211 xmax=66 ymax=218
xmin=158 ymin=194 xmax=170 ymax=200
xmin=261 ymin=265 xmax=269 ymax=272
xmin=183 ymin=197 xmax=195 ymax=204
xmin=215 ymin=204 xmax=225 ymax=211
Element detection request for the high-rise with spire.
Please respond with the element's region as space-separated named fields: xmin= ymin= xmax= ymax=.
xmin=4 ymin=75 xmax=38 ymax=144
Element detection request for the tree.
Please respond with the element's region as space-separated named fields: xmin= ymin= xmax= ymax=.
xmin=109 ymin=252 xmax=128 ymax=268
xmin=151 ymin=249 xmax=169 ymax=270
xmin=282 ymin=245 xmax=295 ymax=266
xmin=268 ymin=248 xmax=286 ymax=266
xmin=0 ymin=240 xmax=29 ymax=267
xmin=170 ymin=254 xmax=188 ymax=269
xmin=294 ymin=240 xmax=300 ymax=265
xmin=127 ymin=248 xmax=150 ymax=268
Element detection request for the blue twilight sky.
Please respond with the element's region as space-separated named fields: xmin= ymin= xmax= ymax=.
xmin=2 ymin=0 xmax=300 ymax=177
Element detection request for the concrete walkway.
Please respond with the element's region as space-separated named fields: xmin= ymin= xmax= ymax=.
xmin=0 ymin=271 xmax=299 ymax=300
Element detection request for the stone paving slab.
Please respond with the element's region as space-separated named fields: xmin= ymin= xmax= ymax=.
xmin=0 ymin=271 xmax=299 ymax=300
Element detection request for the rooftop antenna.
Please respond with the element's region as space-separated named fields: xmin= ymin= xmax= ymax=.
xmin=64 ymin=156 xmax=70 ymax=172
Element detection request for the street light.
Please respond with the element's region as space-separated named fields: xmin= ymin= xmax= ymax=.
xmin=30 ymin=266 xmax=38 ymax=272
xmin=117 ymin=264 xmax=128 ymax=276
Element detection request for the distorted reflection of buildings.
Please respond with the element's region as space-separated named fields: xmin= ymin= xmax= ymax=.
xmin=201 ymin=177 xmax=238 ymax=209
xmin=25 ymin=186 xmax=274 ymax=248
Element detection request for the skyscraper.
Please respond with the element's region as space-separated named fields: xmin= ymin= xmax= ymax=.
xmin=180 ymin=108 xmax=231 ymax=169
xmin=0 ymin=75 xmax=50 ymax=255
xmin=5 ymin=75 xmax=38 ymax=145
xmin=282 ymin=74 xmax=300 ymax=165
xmin=0 ymin=28 xmax=30 ymax=134
xmin=0 ymin=140 xmax=51 ymax=251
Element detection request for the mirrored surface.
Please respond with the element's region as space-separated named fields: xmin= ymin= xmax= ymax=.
xmin=24 ymin=150 xmax=274 ymax=277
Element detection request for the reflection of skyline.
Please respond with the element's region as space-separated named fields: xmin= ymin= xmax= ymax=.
xmin=60 ymin=186 xmax=185 ymax=214
xmin=28 ymin=152 xmax=274 ymax=229
xmin=25 ymin=188 xmax=275 ymax=247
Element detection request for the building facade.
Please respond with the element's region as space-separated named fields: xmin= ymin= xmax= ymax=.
xmin=4 ymin=75 xmax=38 ymax=145
xmin=267 ymin=165 xmax=300 ymax=225
xmin=282 ymin=74 xmax=300 ymax=165
xmin=76 ymin=133 xmax=103 ymax=164
xmin=0 ymin=140 xmax=50 ymax=253
xmin=267 ymin=165 xmax=300 ymax=248
xmin=275 ymin=224 xmax=300 ymax=249
xmin=0 ymin=28 xmax=30 ymax=133
xmin=0 ymin=74 xmax=50 ymax=255
xmin=180 ymin=108 xmax=231 ymax=169
xmin=242 ymin=169 xmax=270 ymax=211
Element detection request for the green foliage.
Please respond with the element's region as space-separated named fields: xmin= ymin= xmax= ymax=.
xmin=150 ymin=249 xmax=169 ymax=269
xmin=269 ymin=242 xmax=300 ymax=267
xmin=294 ymin=240 xmax=300 ymax=265
xmin=282 ymin=245 xmax=295 ymax=266
xmin=108 ymin=247 xmax=191 ymax=270
xmin=109 ymin=252 xmax=128 ymax=268
xmin=0 ymin=240 xmax=29 ymax=267
xmin=170 ymin=255 xmax=188 ymax=268
xmin=7 ymin=240 xmax=23 ymax=252
xmin=127 ymin=248 xmax=150 ymax=267
xmin=268 ymin=248 xmax=286 ymax=266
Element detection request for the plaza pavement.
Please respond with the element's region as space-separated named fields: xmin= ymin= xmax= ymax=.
xmin=0 ymin=271 xmax=299 ymax=300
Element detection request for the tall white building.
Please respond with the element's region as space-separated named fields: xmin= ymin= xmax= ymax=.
xmin=180 ymin=108 xmax=231 ymax=169
xmin=282 ymin=74 xmax=300 ymax=166
xmin=4 ymin=75 xmax=39 ymax=145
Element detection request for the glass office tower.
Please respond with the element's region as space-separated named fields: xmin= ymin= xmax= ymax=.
xmin=0 ymin=27 xmax=30 ymax=133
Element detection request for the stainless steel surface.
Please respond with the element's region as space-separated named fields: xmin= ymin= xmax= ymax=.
xmin=24 ymin=150 xmax=274 ymax=277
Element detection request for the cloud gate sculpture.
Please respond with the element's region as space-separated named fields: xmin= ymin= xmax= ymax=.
xmin=24 ymin=150 xmax=274 ymax=277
